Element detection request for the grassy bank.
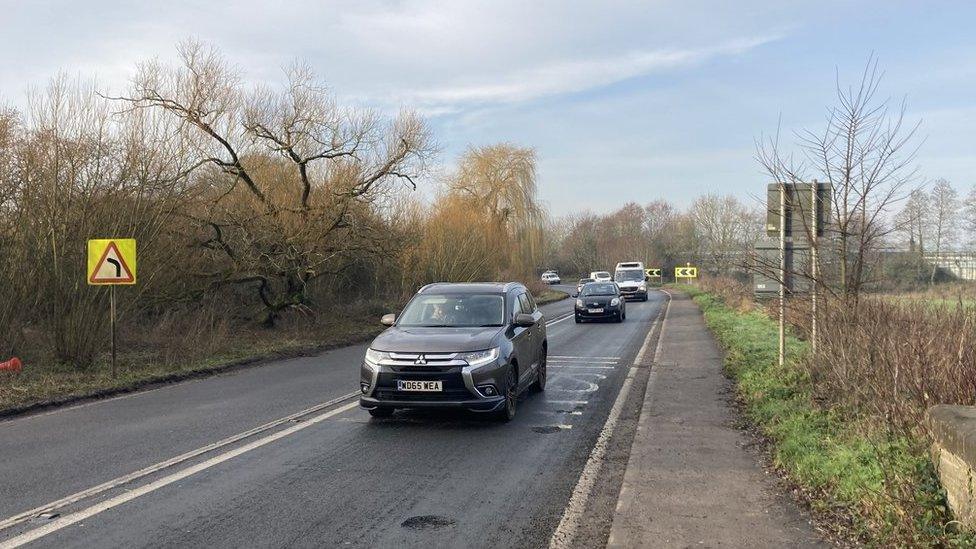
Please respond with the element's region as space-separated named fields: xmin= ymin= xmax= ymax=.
xmin=682 ymin=286 xmax=972 ymax=546
xmin=535 ymin=288 xmax=569 ymax=305
xmin=0 ymin=317 xmax=383 ymax=415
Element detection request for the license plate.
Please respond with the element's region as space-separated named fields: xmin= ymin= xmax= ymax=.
xmin=397 ymin=380 xmax=443 ymax=392
xmin=587 ymin=308 xmax=604 ymax=314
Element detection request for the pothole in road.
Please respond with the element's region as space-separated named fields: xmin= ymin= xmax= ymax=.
xmin=401 ymin=515 xmax=456 ymax=530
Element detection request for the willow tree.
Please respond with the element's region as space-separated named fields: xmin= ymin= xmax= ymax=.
xmin=448 ymin=144 xmax=546 ymax=279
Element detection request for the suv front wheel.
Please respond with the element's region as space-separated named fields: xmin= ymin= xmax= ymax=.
xmin=495 ymin=366 xmax=518 ymax=421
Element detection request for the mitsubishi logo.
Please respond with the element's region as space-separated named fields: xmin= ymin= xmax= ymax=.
xmin=414 ymin=354 xmax=427 ymax=365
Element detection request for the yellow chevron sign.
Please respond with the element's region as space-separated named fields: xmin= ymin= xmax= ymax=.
xmin=674 ymin=266 xmax=697 ymax=278
xmin=646 ymin=268 xmax=662 ymax=277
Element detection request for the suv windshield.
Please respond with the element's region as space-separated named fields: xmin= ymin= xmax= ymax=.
xmin=397 ymin=294 xmax=505 ymax=327
xmin=581 ymin=283 xmax=617 ymax=297
xmin=615 ymin=270 xmax=644 ymax=282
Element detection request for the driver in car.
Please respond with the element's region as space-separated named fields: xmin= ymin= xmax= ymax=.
xmin=430 ymin=302 xmax=452 ymax=324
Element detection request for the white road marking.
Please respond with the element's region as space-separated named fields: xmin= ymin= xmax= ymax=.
xmin=548 ymin=293 xmax=667 ymax=549
xmin=0 ymin=391 xmax=360 ymax=534
xmin=606 ymin=290 xmax=673 ymax=547
xmin=549 ymin=355 xmax=621 ymax=360
xmin=0 ymin=401 xmax=359 ymax=549
xmin=548 ymin=365 xmax=616 ymax=370
xmin=545 ymin=400 xmax=588 ymax=406
xmin=548 ymin=359 xmax=618 ymax=364
xmin=545 ymin=314 xmax=575 ymax=327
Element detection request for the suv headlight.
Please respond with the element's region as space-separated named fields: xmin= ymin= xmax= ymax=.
xmin=364 ymin=348 xmax=388 ymax=367
xmin=638 ymin=282 xmax=646 ymax=290
xmin=611 ymin=298 xmax=620 ymax=306
xmin=576 ymin=298 xmax=584 ymax=308
xmin=461 ymin=347 xmax=500 ymax=367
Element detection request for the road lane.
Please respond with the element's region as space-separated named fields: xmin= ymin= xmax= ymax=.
xmin=0 ymin=292 xmax=576 ymax=520
xmin=2 ymin=288 xmax=665 ymax=548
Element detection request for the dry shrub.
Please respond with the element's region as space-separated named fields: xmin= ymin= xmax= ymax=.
xmin=813 ymin=298 xmax=976 ymax=435
xmin=699 ymin=277 xmax=755 ymax=313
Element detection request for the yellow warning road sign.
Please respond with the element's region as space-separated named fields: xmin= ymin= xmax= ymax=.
xmin=674 ymin=266 xmax=697 ymax=279
xmin=88 ymin=239 xmax=137 ymax=285
xmin=646 ymin=268 xmax=662 ymax=277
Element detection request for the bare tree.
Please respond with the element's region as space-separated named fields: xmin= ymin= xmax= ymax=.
xmin=757 ymin=56 xmax=921 ymax=303
xmin=927 ymin=178 xmax=959 ymax=283
xmin=962 ymin=184 xmax=976 ymax=247
xmin=690 ymin=194 xmax=761 ymax=273
xmin=110 ymin=40 xmax=434 ymax=325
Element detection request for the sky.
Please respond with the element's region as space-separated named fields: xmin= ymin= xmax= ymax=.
xmin=1 ymin=0 xmax=974 ymax=216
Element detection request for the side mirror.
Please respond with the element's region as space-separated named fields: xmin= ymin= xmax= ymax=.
xmin=380 ymin=313 xmax=396 ymax=326
xmin=571 ymin=293 xmax=578 ymax=298
xmin=514 ymin=313 xmax=535 ymax=327
xmin=645 ymin=275 xmax=650 ymax=281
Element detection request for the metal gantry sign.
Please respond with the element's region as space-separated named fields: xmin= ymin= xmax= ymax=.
xmin=674 ymin=266 xmax=697 ymax=279
xmin=87 ymin=238 xmax=137 ymax=377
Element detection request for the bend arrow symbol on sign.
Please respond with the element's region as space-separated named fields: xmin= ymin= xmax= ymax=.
xmin=674 ymin=266 xmax=698 ymax=278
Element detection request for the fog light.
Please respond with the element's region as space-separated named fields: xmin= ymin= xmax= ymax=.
xmin=478 ymin=384 xmax=497 ymax=397
xmin=360 ymin=382 xmax=370 ymax=394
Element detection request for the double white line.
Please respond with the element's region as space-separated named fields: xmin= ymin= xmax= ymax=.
xmin=0 ymin=393 xmax=360 ymax=548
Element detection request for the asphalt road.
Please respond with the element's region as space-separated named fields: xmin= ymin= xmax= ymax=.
xmin=0 ymin=286 xmax=666 ymax=549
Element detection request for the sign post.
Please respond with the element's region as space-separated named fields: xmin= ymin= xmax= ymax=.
xmin=778 ymin=183 xmax=786 ymax=368
xmin=87 ymin=239 xmax=137 ymax=377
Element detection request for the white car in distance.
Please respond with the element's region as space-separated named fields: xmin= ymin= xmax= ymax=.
xmin=541 ymin=271 xmax=561 ymax=284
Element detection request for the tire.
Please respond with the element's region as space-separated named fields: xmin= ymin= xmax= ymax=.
xmin=368 ymin=407 xmax=394 ymax=418
xmin=575 ymin=315 xmax=582 ymax=323
xmin=531 ymin=349 xmax=547 ymax=393
xmin=615 ymin=312 xmax=623 ymax=323
xmin=495 ymin=366 xmax=518 ymax=421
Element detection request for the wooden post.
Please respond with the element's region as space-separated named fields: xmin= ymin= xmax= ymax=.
xmin=111 ymin=285 xmax=117 ymax=378
xmin=779 ymin=182 xmax=786 ymax=368
xmin=811 ymin=180 xmax=819 ymax=355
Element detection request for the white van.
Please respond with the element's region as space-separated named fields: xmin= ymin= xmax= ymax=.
xmin=614 ymin=261 xmax=648 ymax=301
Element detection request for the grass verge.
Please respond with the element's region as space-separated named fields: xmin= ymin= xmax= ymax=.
xmin=679 ymin=285 xmax=972 ymax=546
xmin=535 ymin=288 xmax=569 ymax=306
xmin=0 ymin=318 xmax=382 ymax=417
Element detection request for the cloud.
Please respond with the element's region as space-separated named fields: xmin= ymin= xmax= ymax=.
xmin=402 ymin=35 xmax=780 ymax=110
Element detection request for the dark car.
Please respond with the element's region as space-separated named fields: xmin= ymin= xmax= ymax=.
xmin=360 ymin=282 xmax=547 ymax=421
xmin=574 ymin=282 xmax=626 ymax=323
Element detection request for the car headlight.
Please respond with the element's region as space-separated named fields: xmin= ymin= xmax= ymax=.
xmin=576 ymin=299 xmax=584 ymax=308
xmin=611 ymin=298 xmax=620 ymax=306
xmin=638 ymin=282 xmax=646 ymax=290
xmin=461 ymin=347 xmax=500 ymax=367
xmin=364 ymin=348 xmax=388 ymax=367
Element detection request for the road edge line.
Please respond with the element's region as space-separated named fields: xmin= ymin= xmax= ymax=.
xmin=605 ymin=290 xmax=673 ymax=548
xmin=548 ymin=291 xmax=669 ymax=549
